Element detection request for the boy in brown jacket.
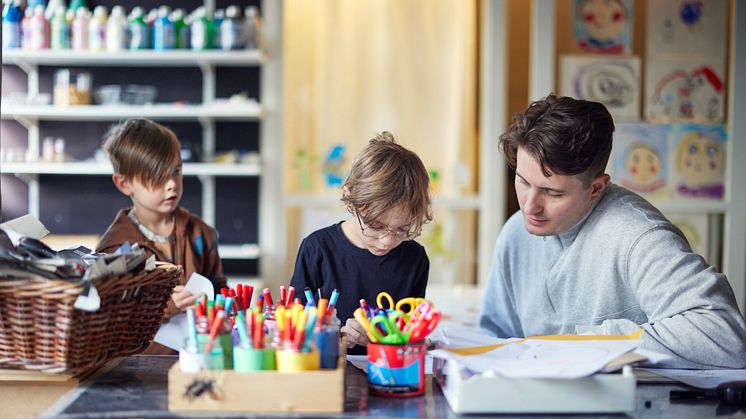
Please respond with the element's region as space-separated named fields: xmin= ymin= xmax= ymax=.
xmin=96 ymin=119 xmax=226 ymax=354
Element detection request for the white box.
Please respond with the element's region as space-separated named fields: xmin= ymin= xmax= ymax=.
xmin=433 ymin=358 xmax=636 ymax=414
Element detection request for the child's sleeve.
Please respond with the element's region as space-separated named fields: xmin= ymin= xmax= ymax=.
xmin=412 ymin=250 xmax=429 ymax=298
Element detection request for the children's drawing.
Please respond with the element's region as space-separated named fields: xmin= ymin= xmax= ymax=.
xmin=322 ymin=144 xmax=347 ymax=188
xmin=561 ymin=55 xmax=640 ymax=122
xmin=671 ymin=124 xmax=726 ymax=199
xmin=645 ymin=63 xmax=724 ymax=123
xmin=612 ymin=123 xmax=669 ymax=198
xmin=573 ymin=0 xmax=632 ymax=54
xmin=647 ymin=0 xmax=727 ymax=55
xmin=292 ymin=148 xmax=320 ymax=192
xmin=667 ymin=213 xmax=709 ymax=259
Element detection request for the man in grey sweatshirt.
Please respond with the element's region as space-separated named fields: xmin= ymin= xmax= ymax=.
xmin=479 ymin=94 xmax=746 ymax=369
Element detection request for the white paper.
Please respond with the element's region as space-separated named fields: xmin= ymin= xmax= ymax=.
xmin=640 ymin=368 xmax=746 ymax=390
xmin=153 ymin=273 xmax=215 ymax=350
xmin=0 ymin=214 xmax=50 ymax=242
xmin=430 ymin=338 xmax=640 ymax=379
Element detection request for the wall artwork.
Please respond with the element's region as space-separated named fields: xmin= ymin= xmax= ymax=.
xmin=612 ymin=123 xmax=670 ymax=199
xmin=573 ymin=0 xmax=632 ymax=54
xmin=645 ymin=61 xmax=725 ymax=123
xmin=670 ymin=124 xmax=726 ymax=200
xmin=560 ymin=55 xmax=640 ymax=122
xmin=645 ymin=0 xmax=728 ymax=123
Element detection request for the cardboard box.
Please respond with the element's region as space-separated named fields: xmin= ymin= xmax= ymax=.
xmin=168 ymin=351 xmax=345 ymax=413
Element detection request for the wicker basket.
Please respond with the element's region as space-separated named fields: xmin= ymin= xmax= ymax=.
xmin=0 ymin=261 xmax=181 ymax=376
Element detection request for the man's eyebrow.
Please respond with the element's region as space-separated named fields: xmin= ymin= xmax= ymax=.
xmin=515 ymin=171 xmax=564 ymax=193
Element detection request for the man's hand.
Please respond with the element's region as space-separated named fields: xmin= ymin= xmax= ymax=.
xmin=342 ymin=317 xmax=370 ymax=348
xmin=171 ymin=285 xmax=198 ymax=311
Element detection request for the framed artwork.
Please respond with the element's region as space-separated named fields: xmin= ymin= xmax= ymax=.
xmin=647 ymin=0 xmax=728 ymax=56
xmin=611 ymin=123 xmax=670 ymax=199
xmin=573 ymin=0 xmax=632 ymax=54
xmin=645 ymin=61 xmax=725 ymax=123
xmin=560 ymin=55 xmax=640 ymax=122
xmin=670 ymin=124 xmax=726 ymax=200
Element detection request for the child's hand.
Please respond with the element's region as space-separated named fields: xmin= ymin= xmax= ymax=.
xmin=171 ymin=285 xmax=198 ymax=311
xmin=342 ymin=318 xmax=370 ymax=348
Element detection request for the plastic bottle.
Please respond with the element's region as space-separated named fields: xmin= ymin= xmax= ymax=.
xmin=50 ymin=5 xmax=69 ymax=49
xmin=170 ymin=8 xmax=188 ymax=49
xmin=105 ymin=5 xmax=126 ymax=51
xmin=212 ymin=8 xmax=224 ymax=49
xmin=189 ymin=6 xmax=212 ymax=51
xmin=21 ymin=5 xmax=32 ymax=49
xmin=68 ymin=0 xmax=85 ymax=12
xmin=153 ymin=5 xmax=175 ymax=50
xmin=45 ymin=0 xmax=63 ymax=20
xmin=127 ymin=6 xmax=149 ymax=50
xmin=88 ymin=5 xmax=107 ymax=51
xmin=2 ymin=0 xmax=23 ymax=49
xmin=71 ymin=6 xmax=89 ymax=50
xmin=28 ymin=5 xmax=49 ymax=50
xmin=220 ymin=6 xmax=243 ymax=50
xmin=244 ymin=6 xmax=261 ymax=49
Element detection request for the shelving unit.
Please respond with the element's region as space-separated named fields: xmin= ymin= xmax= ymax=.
xmin=529 ymin=0 xmax=746 ymax=311
xmin=0 ymin=1 xmax=286 ymax=287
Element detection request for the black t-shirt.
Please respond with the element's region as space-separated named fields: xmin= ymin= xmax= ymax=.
xmin=289 ymin=222 xmax=429 ymax=355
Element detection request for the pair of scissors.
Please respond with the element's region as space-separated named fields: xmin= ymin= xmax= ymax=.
xmin=405 ymin=310 xmax=441 ymax=342
xmin=376 ymin=292 xmax=433 ymax=318
xmin=370 ymin=312 xmax=409 ymax=344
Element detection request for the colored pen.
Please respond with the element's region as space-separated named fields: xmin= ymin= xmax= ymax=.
xmin=354 ymin=308 xmax=378 ymax=343
xmin=263 ymin=287 xmax=274 ymax=307
xmin=327 ymin=289 xmax=339 ymax=315
xmin=257 ymin=294 xmax=264 ymax=313
xmin=286 ymin=286 xmax=295 ymax=306
xmin=236 ymin=312 xmax=250 ymax=347
xmin=186 ymin=307 xmax=198 ymax=352
xmin=318 ymin=288 xmax=322 ymax=301
xmin=317 ymin=298 xmax=328 ymax=327
xmin=280 ymin=286 xmax=287 ymax=306
xmin=304 ymin=287 xmax=316 ymax=306
xmin=204 ymin=310 xmax=226 ymax=352
xmin=303 ymin=308 xmax=318 ymax=351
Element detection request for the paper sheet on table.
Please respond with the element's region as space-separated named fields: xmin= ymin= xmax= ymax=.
xmin=640 ymin=368 xmax=746 ymax=389
xmin=154 ymin=273 xmax=215 ymax=350
xmin=430 ymin=327 xmax=640 ymax=379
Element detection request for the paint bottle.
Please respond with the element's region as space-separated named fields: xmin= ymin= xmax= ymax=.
xmin=106 ymin=5 xmax=127 ymax=52
xmin=28 ymin=5 xmax=49 ymax=50
xmin=2 ymin=0 xmax=22 ymax=49
xmin=45 ymin=0 xmax=63 ymax=20
xmin=127 ymin=6 xmax=149 ymax=50
xmin=244 ymin=6 xmax=261 ymax=49
xmin=50 ymin=5 xmax=70 ymax=50
xmin=153 ymin=5 xmax=175 ymax=50
xmin=88 ymin=5 xmax=107 ymax=51
xmin=212 ymin=8 xmax=224 ymax=49
xmin=170 ymin=8 xmax=188 ymax=49
xmin=190 ymin=6 xmax=212 ymax=51
xmin=21 ymin=5 xmax=33 ymax=49
xmin=220 ymin=5 xmax=242 ymax=50
xmin=71 ymin=6 xmax=89 ymax=51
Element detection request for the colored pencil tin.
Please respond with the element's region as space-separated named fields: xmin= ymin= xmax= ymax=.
xmin=367 ymin=341 xmax=426 ymax=397
xmin=168 ymin=338 xmax=346 ymax=413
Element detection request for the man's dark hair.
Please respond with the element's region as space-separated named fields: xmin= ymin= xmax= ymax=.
xmin=499 ymin=94 xmax=615 ymax=184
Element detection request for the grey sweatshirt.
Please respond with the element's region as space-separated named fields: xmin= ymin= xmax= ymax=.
xmin=479 ymin=183 xmax=746 ymax=369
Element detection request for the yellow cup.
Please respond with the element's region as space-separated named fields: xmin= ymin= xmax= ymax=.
xmin=275 ymin=349 xmax=320 ymax=373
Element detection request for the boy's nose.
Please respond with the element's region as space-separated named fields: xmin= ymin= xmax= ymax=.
xmin=523 ymin=190 xmax=542 ymax=214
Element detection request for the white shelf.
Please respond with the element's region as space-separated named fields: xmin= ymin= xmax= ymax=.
xmin=0 ymin=162 xmax=261 ymax=176
xmin=1 ymin=49 xmax=264 ymax=67
xmin=284 ymin=193 xmax=482 ymax=210
xmin=0 ymin=102 xmax=262 ymax=121
xmin=219 ymin=243 xmax=260 ymax=259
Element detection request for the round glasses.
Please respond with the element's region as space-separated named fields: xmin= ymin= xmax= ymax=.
xmin=356 ymin=211 xmax=419 ymax=241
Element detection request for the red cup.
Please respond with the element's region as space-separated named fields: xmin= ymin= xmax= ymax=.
xmin=367 ymin=341 xmax=426 ymax=397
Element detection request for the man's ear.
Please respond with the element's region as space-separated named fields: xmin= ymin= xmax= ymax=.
xmin=590 ymin=173 xmax=610 ymax=201
xmin=112 ymin=173 xmax=132 ymax=196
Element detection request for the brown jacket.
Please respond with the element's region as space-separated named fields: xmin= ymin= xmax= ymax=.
xmin=97 ymin=207 xmax=227 ymax=354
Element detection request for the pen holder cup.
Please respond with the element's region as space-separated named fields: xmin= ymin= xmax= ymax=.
xmin=198 ymin=333 xmax=233 ymax=370
xmin=316 ymin=327 xmax=340 ymax=369
xmin=276 ymin=349 xmax=320 ymax=373
xmin=233 ymin=346 xmax=276 ymax=371
xmin=367 ymin=341 xmax=426 ymax=397
xmin=178 ymin=348 xmax=209 ymax=372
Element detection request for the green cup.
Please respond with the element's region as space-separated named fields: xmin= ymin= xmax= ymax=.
xmin=233 ymin=346 xmax=276 ymax=371
xmin=197 ymin=333 xmax=233 ymax=370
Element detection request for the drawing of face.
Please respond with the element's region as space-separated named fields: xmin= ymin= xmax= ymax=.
xmin=676 ymin=132 xmax=724 ymax=185
xmin=626 ymin=143 xmax=662 ymax=186
xmin=579 ymin=0 xmax=627 ymax=42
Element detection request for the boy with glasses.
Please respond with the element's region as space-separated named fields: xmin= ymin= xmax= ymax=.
xmin=290 ymin=132 xmax=433 ymax=354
